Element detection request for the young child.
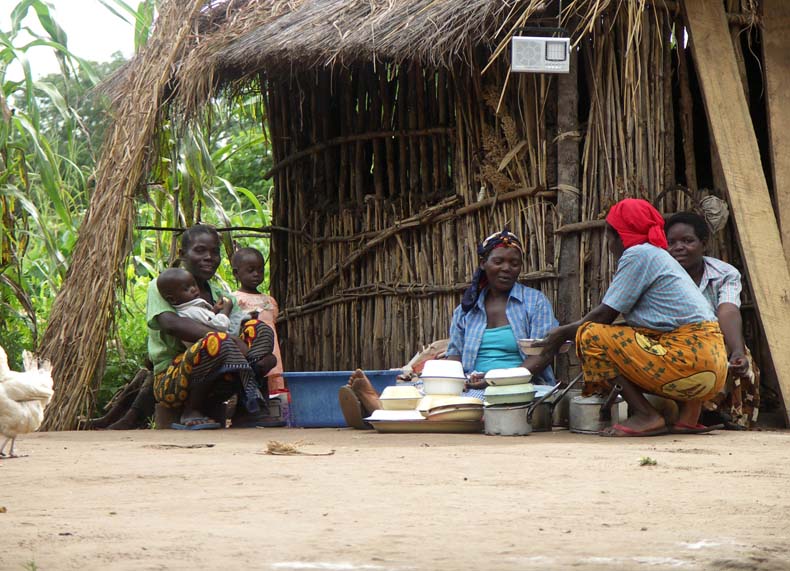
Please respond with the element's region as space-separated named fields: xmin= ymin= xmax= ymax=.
xmin=156 ymin=267 xmax=233 ymax=347
xmin=231 ymin=248 xmax=285 ymax=391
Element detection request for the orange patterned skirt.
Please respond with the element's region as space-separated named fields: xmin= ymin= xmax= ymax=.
xmin=576 ymin=321 xmax=728 ymax=401
xmin=153 ymin=320 xmax=274 ymax=410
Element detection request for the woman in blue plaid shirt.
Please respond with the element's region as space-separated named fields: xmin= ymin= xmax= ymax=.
xmin=666 ymin=212 xmax=759 ymax=429
xmin=445 ymin=229 xmax=559 ymax=390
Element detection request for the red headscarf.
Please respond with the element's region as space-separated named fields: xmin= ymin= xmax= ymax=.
xmin=605 ymin=198 xmax=668 ymax=250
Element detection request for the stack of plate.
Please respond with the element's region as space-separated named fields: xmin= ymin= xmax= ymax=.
xmin=365 ymin=400 xmax=483 ymax=433
xmin=420 ymin=395 xmax=483 ymax=422
xmin=482 ymin=367 xmax=536 ymax=406
xmin=420 ymin=359 xmax=466 ymax=395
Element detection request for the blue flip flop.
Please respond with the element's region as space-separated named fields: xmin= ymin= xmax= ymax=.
xmin=171 ymin=417 xmax=221 ymax=430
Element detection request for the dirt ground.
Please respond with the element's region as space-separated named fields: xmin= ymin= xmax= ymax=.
xmin=2 ymin=428 xmax=790 ymax=571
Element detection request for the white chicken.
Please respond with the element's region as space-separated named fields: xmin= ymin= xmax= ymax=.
xmin=0 ymin=345 xmax=54 ymax=458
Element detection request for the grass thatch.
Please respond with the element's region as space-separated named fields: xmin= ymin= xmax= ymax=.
xmin=172 ymin=0 xmax=552 ymax=116
xmin=39 ymin=0 xmax=209 ymax=430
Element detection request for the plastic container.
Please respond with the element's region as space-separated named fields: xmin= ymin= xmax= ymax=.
xmin=483 ymin=383 xmax=536 ymax=406
xmin=283 ymin=370 xmax=400 ymax=427
xmin=421 ymin=377 xmax=466 ymax=395
xmin=380 ymin=386 xmax=422 ymax=410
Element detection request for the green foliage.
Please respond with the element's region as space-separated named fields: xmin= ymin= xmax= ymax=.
xmin=1 ymin=0 xmax=275 ymax=413
xmin=1 ymin=0 xmax=90 ymax=359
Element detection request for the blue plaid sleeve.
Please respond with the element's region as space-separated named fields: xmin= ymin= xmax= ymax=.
xmin=602 ymin=249 xmax=652 ymax=314
xmin=527 ymin=290 xmax=559 ymax=339
xmin=446 ymin=305 xmax=465 ymax=358
xmin=716 ymin=265 xmax=742 ymax=308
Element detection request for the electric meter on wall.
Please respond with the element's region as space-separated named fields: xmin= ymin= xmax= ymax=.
xmin=511 ymin=36 xmax=570 ymax=74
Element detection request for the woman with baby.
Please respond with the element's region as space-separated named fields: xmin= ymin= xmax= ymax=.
xmin=147 ymin=225 xmax=279 ymax=430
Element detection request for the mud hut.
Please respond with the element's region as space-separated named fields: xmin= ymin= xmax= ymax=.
xmin=38 ymin=0 xmax=790 ymax=430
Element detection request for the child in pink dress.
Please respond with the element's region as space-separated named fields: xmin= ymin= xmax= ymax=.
xmin=231 ymin=248 xmax=285 ymax=392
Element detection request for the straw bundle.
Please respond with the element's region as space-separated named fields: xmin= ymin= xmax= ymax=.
xmin=38 ymin=0 xmax=208 ymax=431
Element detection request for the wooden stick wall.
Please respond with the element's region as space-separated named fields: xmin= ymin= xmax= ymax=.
xmin=266 ymin=56 xmax=559 ymax=371
xmin=262 ymin=6 xmax=755 ymax=375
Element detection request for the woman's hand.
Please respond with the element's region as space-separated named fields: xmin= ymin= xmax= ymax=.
xmin=464 ymin=372 xmax=487 ymax=391
xmin=232 ymin=335 xmax=250 ymax=357
xmin=535 ymin=324 xmax=574 ymax=354
xmin=728 ymin=350 xmax=750 ymax=378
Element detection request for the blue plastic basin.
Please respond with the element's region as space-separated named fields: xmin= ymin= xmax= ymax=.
xmin=283 ymin=370 xmax=399 ymax=428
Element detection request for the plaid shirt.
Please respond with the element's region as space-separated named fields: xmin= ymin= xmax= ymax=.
xmin=699 ymin=256 xmax=742 ymax=313
xmin=603 ymin=243 xmax=716 ymax=331
xmin=446 ymin=283 xmax=558 ymax=383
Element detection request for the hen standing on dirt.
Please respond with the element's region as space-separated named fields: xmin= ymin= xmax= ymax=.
xmin=0 ymin=345 xmax=54 ymax=458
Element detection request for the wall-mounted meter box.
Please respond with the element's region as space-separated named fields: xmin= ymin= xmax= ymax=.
xmin=511 ymin=36 xmax=570 ymax=74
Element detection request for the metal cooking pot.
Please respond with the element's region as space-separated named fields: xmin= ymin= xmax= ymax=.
xmin=484 ymin=403 xmax=532 ymax=436
xmin=552 ymin=387 xmax=582 ymax=428
xmin=526 ymin=372 xmax=583 ymax=432
xmin=569 ymin=384 xmax=624 ymax=434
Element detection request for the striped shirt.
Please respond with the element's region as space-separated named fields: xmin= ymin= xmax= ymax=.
xmin=602 ymin=243 xmax=716 ymax=331
xmin=446 ymin=282 xmax=558 ymax=383
xmin=699 ymin=256 xmax=742 ymax=313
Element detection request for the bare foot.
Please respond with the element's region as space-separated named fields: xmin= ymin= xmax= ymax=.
xmin=107 ymin=409 xmax=144 ymax=430
xmin=349 ymin=369 xmax=381 ymax=415
xmin=600 ymin=411 xmax=666 ymax=437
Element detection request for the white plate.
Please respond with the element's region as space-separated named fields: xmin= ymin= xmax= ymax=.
xmin=365 ymin=410 xmax=424 ymax=422
xmin=485 ymin=375 xmax=533 ymax=386
xmin=484 ymin=367 xmax=532 ymax=386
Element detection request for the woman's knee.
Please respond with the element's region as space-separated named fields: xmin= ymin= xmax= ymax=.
xmin=576 ymin=321 xmax=603 ymax=348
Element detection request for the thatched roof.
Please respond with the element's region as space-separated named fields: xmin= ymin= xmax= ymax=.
xmin=207 ymin=0 xmax=548 ymax=71
xmin=173 ymin=0 xmax=553 ymax=114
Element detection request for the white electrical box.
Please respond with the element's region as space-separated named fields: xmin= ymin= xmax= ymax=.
xmin=511 ymin=36 xmax=570 ymax=74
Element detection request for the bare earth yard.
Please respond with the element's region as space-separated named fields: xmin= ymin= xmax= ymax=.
xmin=2 ymin=428 xmax=790 ymax=571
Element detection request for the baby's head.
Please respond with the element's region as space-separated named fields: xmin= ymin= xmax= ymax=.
xmin=231 ymin=247 xmax=265 ymax=292
xmin=157 ymin=268 xmax=200 ymax=306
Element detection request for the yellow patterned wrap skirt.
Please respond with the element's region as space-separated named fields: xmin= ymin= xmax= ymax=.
xmin=576 ymin=321 xmax=728 ymax=401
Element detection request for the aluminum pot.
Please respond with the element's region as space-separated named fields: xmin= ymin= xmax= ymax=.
xmin=528 ymin=400 xmax=553 ymax=432
xmin=569 ymin=392 xmax=624 ymax=434
xmin=484 ymin=403 xmax=532 ymax=436
xmin=526 ymin=372 xmax=584 ymax=432
xmin=552 ymin=387 xmax=582 ymax=428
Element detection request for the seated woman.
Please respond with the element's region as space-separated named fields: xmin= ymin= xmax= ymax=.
xmin=665 ymin=212 xmax=759 ymax=429
xmin=540 ymin=199 xmax=728 ymax=436
xmin=447 ymin=228 xmax=559 ymax=392
xmin=339 ymin=229 xmax=560 ymax=428
xmin=147 ymin=225 xmax=278 ymax=429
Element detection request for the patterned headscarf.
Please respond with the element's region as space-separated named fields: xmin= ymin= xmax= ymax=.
xmin=461 ymin=229 xmax=524 ymax=312
xmin=606 ymin=198 xmax=668 ymax=250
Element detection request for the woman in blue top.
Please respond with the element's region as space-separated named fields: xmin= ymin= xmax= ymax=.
xmin=445 ymin=229 xmax=559 ymax=391
xmin=540 ymin=199 xmax=728 ymax=437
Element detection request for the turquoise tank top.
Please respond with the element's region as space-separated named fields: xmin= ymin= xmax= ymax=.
xmin=473 ymin=325 xmax=523 ymax=373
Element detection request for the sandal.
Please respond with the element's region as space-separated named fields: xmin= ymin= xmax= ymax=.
xmin=669 ymin=422 xmax=724 ymax=435
xmin=171 ymin=417 xmax=221 ymax=430
xmin=599 ymin=423 xmax=669 ymax=437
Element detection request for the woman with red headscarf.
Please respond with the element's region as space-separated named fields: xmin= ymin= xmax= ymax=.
xmin=539 ymin=199 xmax=728 ymax=436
